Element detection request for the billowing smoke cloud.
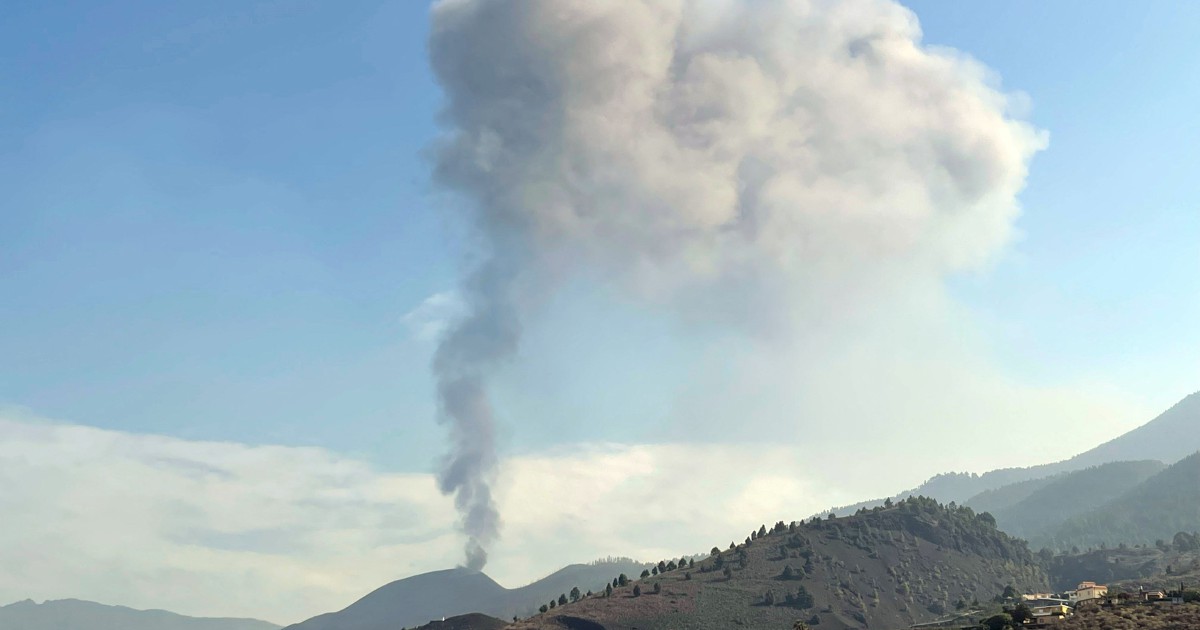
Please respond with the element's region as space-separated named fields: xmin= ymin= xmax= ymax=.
xmin=426 ymin=0 xmax=1045 ymax=568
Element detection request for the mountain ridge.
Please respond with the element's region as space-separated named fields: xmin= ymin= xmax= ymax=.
xmin=0 ymin=598 xmax=279 ymax=630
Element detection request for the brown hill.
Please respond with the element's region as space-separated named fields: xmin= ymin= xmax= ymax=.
xmin=507 ymin=497 xmax=1046 ymax=630
xmin=409 ymin=613 xmax=509 ymax=630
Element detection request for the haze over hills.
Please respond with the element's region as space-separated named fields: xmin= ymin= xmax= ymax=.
xmin=1065 ymin=392 xmax=1200 ymax=469
xmin=0 ymin=599 xmax=278 ymax=630
xmin=826 ymin=391 xmax=1200 ymax=516
xmin=985 ymin=460 xmax=1167 ymax=541
xmin=1039 ymin=451 xmax=1200 ymax=550
xmin=283 ymin=560 xmax=649 ymax=630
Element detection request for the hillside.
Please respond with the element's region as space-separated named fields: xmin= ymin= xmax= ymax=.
xmin=1040 ymin=452 xmax=1200 ymax=550
xmin=1047 ymin=540 xmax=1200 ymax=591
xmin=0 ymin=598 xmax=278 ymax=630
xmin=987 ymin=460 xmax=1166 ymax=541
xmin=1056 ymin=603 xmax=1200 ymax=630
xmin=508 ymin=497 xmax=1047 ymax=630
xmin=826 ymin=391 xmax=1200 ymax=518
xmin=284 ymin=560 xmax=649 ymax=630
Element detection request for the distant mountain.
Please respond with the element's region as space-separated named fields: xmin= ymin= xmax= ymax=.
xmin=826 ymin=391 xmax=1200 ymax=517
xmin=1039 ymin=451 xmax=1200 ymax=550
xmin=985 ymin=460 xmax=1166 ymax=541
xmin=1064 ymin=391 xmax=1200 ymax=469
xmin=283 ymin=560 xmax=649 ymax=630
xmin=509 ymin=497 xmax=1048 ymax=630
xmin=0 ymin=598 xmax=278 ymax=630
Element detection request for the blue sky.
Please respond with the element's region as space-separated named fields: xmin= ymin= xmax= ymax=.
xmin=3 ymin=0 xmax=1198 ymax=474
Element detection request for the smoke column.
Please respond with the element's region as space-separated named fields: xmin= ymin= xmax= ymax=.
xmin=427 ymin=0 xmax=1045 ymax=569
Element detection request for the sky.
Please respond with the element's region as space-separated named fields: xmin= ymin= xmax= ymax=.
xmin=2 ymin=0 xmax=1199 ymax=625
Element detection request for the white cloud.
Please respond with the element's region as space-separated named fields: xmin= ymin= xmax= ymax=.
xmin=0 ymin=414 xmax=861 ymax=625
xmin=401 ymin=291 xmax=466 ymax=342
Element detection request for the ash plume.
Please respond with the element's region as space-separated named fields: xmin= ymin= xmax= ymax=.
xmin=426 ymin=0 xmax=1045 ymax=569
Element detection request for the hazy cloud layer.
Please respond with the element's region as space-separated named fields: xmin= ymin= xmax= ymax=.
xmin=0 ymin=414 xmax=865 ymax=625
xmin=426 ymin=0 xmax=1046 ymax=567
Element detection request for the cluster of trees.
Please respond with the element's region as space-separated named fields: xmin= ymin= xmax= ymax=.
xmin=1168 ymin=531 xmax=1200 ymax=552
xmin=762 ymin=585 xmax=815 ymax=609
xmin=979 ymin=602 xmax=1031 ymax=630
xmin=779 ymin=564 xmax=807 ymax=580
xmin=637 ymin=557 xmax=693 ymax=580
xmin=537 ymin=586 xmax=587 ymax=613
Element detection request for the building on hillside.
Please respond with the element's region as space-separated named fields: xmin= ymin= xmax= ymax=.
xmin=1029 ymin=604 xmax=1072 ymax=626
xmin=1068 ymin=581 xmax=1108 ymax=603
xmin=1133 ymin=589 xmax=1167 ymax=602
